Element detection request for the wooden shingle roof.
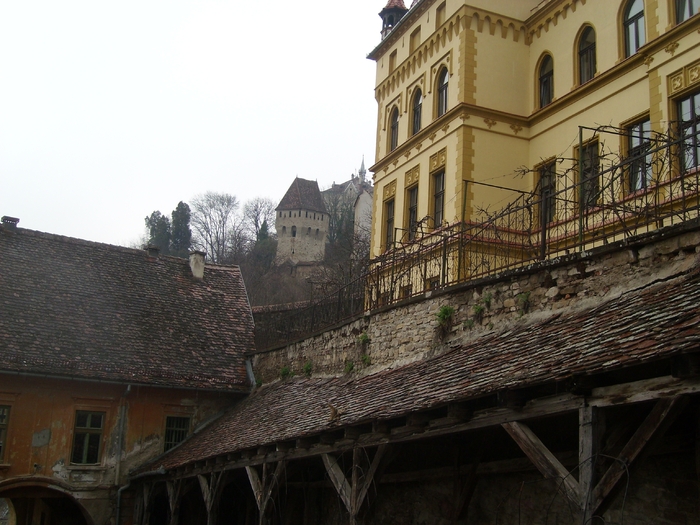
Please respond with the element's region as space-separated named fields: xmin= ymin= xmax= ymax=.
xmin=0 ymin=227 xmax=254 ymax=391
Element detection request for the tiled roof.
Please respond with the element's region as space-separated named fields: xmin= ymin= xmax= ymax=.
xmin=276 ymin=178 xmax=327 ymax=214
xmin=0 ymin=227 xmax=254 ymax=391
xmin=145 ymin=269 xmax=700 ymax=470
xmin=382 ymin=0 xmax=407 ymax=10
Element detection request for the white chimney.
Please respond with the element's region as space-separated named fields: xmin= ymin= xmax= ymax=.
xmin=189 ymin=251 xmax=205 ymax=279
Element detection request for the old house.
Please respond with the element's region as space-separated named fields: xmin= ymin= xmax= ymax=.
xmin=0 ymin=218 xmax=255 ymax=525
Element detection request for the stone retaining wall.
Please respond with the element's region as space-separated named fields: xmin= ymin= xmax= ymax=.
xmin=250 ymin=225 xmax=700 ymax=385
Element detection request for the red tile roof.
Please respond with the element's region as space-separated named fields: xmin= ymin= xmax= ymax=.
xmin=383 ymin=0 xmax=407 ymax=9
xmin=276 ymin=178 xmax=327 ymax=214
xmin=0 ymin=228 xmax=254 ymax=391
xmin=142 ymin=268 xmax=700 ymax=470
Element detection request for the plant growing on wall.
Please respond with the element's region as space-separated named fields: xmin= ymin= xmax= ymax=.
xmin=344 ymin=361 xmax=355 ymax=374
xmin=517 ymin=291 xmax=531 ymax=315
xmin=357 ymin=332 xmax=370 ymax=346
xmin=361 ymin=353 xmax=371 ymax=366
xmin=436 ymin=305 xmax=455 ymax=339
xmin=303 ymin=361 xmax=312 ymax=377
xmin=280 ymin=366 xmax=292 ymax=380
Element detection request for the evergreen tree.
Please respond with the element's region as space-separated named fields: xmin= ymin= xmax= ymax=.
xmin=144 ymin=211 xmax=171 ymax=255
xmin=170 ymin=201 xmax=192 ymax=258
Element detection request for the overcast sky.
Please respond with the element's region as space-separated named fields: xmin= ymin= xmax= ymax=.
xmin=0 ymin=0 xmax=384 ymax=246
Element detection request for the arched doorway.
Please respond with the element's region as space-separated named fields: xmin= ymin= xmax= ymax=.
xmin=0 ymin=483 xmax=91 ymax=525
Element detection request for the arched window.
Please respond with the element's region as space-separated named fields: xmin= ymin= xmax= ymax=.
xmin=390 ymin=107 xmax=399 ymax=151
xmin=437 ymin=68 xmax=449 ymax=117
xmin=282 ymin=226 xmax=286 ymax=235
xmin=676 ymin=0 xmax=699 ymax=24
xmin=412 ymin=89 xmax=422 ymax=135
xmin=539 ymin=54 xmax=554 ymax=108
xmin=578 ymin=26 xmax=597 ymax=85
xmin=624 ymin=0 xmax=645 ymax=57
xmin=292 ymin=226 xmax=297 ymax=237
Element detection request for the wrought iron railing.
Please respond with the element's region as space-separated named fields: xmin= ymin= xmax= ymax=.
xmin=255 ymin=125 xmax=700 ymax=351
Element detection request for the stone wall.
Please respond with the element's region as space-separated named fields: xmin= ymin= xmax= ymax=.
xmin=250 ymin=224 xmax=700 ymax=385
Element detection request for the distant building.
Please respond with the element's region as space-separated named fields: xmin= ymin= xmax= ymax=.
xmin=275 ymin=178 xmax=328 ymax=267
xmin=321 ymin=158 xmax=374 ymax=242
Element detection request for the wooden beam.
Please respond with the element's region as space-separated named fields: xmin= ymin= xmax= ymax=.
xmin=166 ymin=479 xmax=182 ymax=525
xmin=502 ymin=421 xmax=581 ymax=507
xmin=579 ymin=405 xmax=600 ymax=518
xmin=590 ymin=397 xmax=686 ymax=516
xmin=356 ymin=444 xmax=388 ymax=510
xmin=322 ymin=453 xmax=352 ymax=514
xmin=245 ymin=466 xmax=263 ymax=511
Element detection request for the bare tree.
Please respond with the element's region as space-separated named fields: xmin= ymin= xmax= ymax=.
xmin=242 ymin=197 xmax=277 ymax=240
xmin=190 ymin=192 xmax=245 ymax=264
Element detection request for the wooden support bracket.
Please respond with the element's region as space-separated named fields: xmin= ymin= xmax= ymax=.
xmin=322 ymin=445 xmax=389 ymax=524
xmin=246 ymin=461 xmax=287 ymax=525
xmin=502 ymin=421 xmax=581 ymax=507
xmin=166 ymin=479 xmax=182 ymax=525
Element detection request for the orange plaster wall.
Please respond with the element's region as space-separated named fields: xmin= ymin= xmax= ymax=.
xmin=0 ymin=374 xmax=241 ymax=487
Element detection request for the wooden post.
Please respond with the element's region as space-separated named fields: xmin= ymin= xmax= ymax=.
xmin=166 ymin=480 xmax=182 ymax=525
xmin=322 ymin=445 xmax=388 ymax=524
xmin=246 ymin=462 xmax=287 ymax=525
xmin=579 ymin=405 xmax=599 ymax=520
xmin=199 ymin=471 xmax=226 ymax=525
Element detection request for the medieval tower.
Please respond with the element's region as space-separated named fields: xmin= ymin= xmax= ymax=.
xmin=275 ymin=178 xmax=328 ymax=265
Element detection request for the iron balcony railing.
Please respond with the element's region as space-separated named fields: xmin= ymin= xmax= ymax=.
xmin=256 ymin=124 xmax=700 ymax=351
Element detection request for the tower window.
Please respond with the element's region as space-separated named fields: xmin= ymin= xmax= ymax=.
xmin=407 ymin=185 xmax=419 ymax=240
xmin=678 ymin=91 xmax=700 ymax=172
xmin=390 ymin=107 xmax=399 ymax=151
xmin=412 ymin=89 xmax=422 ymax=135
xmin=676 ymin=0 xmax=699 ymax=24
xmin=432 ymin=170 xmax=445 ymax=228
xmin=624 ymin=0 xmax=645 ymax=57
xmin=627 ymin=119 xmax=652 ymax=192
xmin=578 ymin=27 xmax=597 ymax=85
xmin=539 ymin=55 xmax=554 ymax=108
xmin=384 ymin=199 xmax=395 ymax=250
xmin=292 ymin=226 xmax=297 ymax=237
xmin=437 ymin=68 xmax=449 ymax=117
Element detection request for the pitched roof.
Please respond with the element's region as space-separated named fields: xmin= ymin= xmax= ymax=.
xmin=382 ymin=0 xmax=407 ymax=10
xmin=0 ymin=227 xmax=254 ymax=391
xmin=140 ymin=268 xmax=700 ymax=470
xmin=276 ymin=178 xmax=327 ymax=214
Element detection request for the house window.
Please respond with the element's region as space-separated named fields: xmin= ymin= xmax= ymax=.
xmin=0 ymin=406 xmax=9 ymax=462
xmin=437 ymin=68 xmax=449 ymax=117
xmin=400 ymin=285 xmax=412 ymax=299
xmin=436 ymin=2 xmax=446 ymax=28
xmin=390 ymin=107 xmax=399 ymax=151
xmin=624 ymin=0 xmax=645 ymax=57
xmin=407 ymin=185 xmax=419 ymax=240
xmin=71 ymin=411 xmax=104 ymax=464
xmin=627 ymin=119 xmax=652 ymax=192
xmin=678 ymin=91 xmax=700 ymax=172
xmin=412 ymin=89 xmax=423 ymax=135
xmin=307 ymin=227 xmax=311 ymax=235
xmin=539 ymin=54 xmax=554 ymax=108
xmin=539 ymin=161 xmax=557 ymax=225
xmin=578 ymin=27 xmax=597 ymax=85
xmin=164 ymin=416 xmax=190 ymax=452
xmin=384 ymin=199 xmax=395 ymax=250
xmin=291 ymin=225 xmax=297 ymax=237
xmin=410 ymin=27 xmax=421 ymax=54
xmin=425 ymin=276 xmax=440 ymax=291
xmin=432 ymin=170 xmax=445 ymax=228
xmin=676 ymin=0 xmax=699 ymax=23
xmin=579 ymin=142 xmax=600 ymax=209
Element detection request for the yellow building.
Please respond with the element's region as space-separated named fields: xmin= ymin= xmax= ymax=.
xmin=368 ymin=0 xmax=700 ymax=301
